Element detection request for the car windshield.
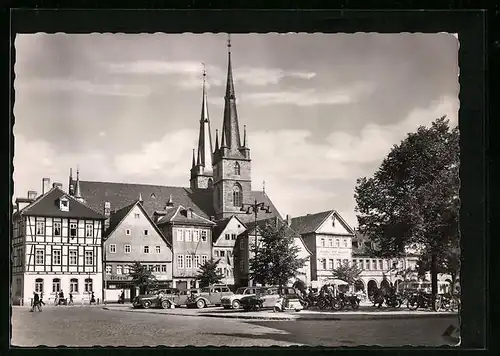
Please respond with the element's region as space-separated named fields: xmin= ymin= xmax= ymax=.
xmin=201 ymin=288 xmax=210 ymax=293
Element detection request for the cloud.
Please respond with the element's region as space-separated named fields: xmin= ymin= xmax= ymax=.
xmin=104 ymin=60 xmax=316 ymax=89
xmin=16 ymin=78 xmax=151 ymax=97
xmin=241 ymin=82 xmax=376 ymax=107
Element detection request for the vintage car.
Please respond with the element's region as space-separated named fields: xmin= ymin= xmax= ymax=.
xmin=240 ymin=287 xmax=298 ymax=312
xmin=175 ymin=288 xmax=201 ymax=306
xmin=220 ymin=286 xmax=263 ymax=309
xmin=186 ymin=285 xmax=232 ymax=309
xmin=273 ymin=294 xmax=304 ymax=312
xmin=132 ymin=288 xmax=179 ymax=309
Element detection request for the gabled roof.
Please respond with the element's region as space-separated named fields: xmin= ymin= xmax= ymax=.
xmin=245 ymin=216 xmax=300 ymax=239
xmin=104 ymin=200 xmax=172 ymax=249
xmin=16 ymin=186 xmax=105 ymax=220
xmin=290 ymin=210 xmax=355 ymax=236
xmin=156 ymin=205 xmax=216 ymax=227
xmin=78 ymin=180 xmax=282 ymax=223
xmin=212 ymin=215 xmax=247 ymax=245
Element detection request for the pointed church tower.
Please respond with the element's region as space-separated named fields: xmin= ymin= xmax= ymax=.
xmin=68 ymin=168 xmax=75 ymax=196
xmin=74 ymin=167 xmax=85 ymax=204
xmin=190 ymin=64 xmax=214 ymax=190
xmin=212 ymin=35 xmax=252 ymax=219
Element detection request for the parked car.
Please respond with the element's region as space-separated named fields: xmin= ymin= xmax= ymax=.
xmin=221 ymin=286 xmax=262 ymax=309
xmin=186 ymin=285 xmax=232 ymax=309
xmin=132 ymin=288 xmax=180 ymax=309
xmin=240 ymin=287 xmax=298 ymax=312
xmin=175 ymin=288 xmax=201 ymax=306
xmin=273 ymin=294 xmax=304 ymax=312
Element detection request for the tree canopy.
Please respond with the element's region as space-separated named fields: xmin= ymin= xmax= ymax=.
xmin=331 ymin=261 xmax=363 ymax=285
xmin=248 ymin=221 xmax=306 ymax=287
xmin=354 ymin=116 xmax=459 ymax=303
xmin=195 ymin=258 xmax=223 ymax=287
xmin=129 ymin=262 xmax=158 ymax=294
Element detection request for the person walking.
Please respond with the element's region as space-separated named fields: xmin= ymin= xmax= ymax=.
xmin=39 ymin=292 xmax=46 ymax=308
xmin=69 ymin=292 xmax=74 ymax=305
xmin=90 ymin=291 xmax=96 ymax=305
xmin=30 ymin=292 xmax=41 ymax=312
xmin=58 ymin=290 xmax=65 ymax=306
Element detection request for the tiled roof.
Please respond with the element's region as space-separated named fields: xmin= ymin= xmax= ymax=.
xmin=290 ymin=210 xmax=334 ymax=235
xmin=79 ymin=180 xmax=282 ymax=223
xmin=104 ymin=201 xmax=137 ymax=238
xmin=18 ymin=187 xmax=105 ymax=220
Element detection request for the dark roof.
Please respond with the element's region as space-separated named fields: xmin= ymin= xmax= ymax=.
xmin=104 ymin=201 xmax=137 ymax=237
xmin=157 ymin=205 xmax=215 ymax=226
xmin=290 ymin=210 xmax=334 ymax=235
xmin=245 ymin=216 xmax=301 ymax=239
xmin=212 ymin=217 xmax=232 ymax=238
xmin=18 ymin=187 xmax=105 ymax=220
xmin=79 ymin=180 xmax=281 ymax=222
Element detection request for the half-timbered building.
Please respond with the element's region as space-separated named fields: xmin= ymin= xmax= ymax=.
xmin=12 ymin=184 xmax=105 ymax=305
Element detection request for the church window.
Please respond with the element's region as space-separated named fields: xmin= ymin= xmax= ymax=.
xmin=208 ymin=178 xmax=213 ymax=188
xmin=232 ymin=184 xmax=243 ymax=207
xmin=234 ymin=162 xmax=241 ymax=175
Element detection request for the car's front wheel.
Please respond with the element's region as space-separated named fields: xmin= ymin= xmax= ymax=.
xmin=232 ymin=300 xmax=240 ymax=309
xmin=142 ymin=300 xmax=152 ymax=309
xmin=196 ymin=299 xmax=206 ymax=309
xmin=161 ymin=300 xmax=171 ymax=309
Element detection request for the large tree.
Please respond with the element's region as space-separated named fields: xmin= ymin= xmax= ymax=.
xmin=248 ymin=221 xmax=306 ymax=288
xmin=354 ymin=116 xmax=459 ymax=310
xmin=129 ymin=262 xmax=158 ymax=295
xmin=331 ymin=261 xmax=363 ymax=285
xmin=195 ymin=258 xmax=223 ymax=287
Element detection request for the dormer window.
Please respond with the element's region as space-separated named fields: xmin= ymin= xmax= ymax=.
xmin=332 ymin=216 xmax=336 ymax=227
xmin=59 ymin=197 xmax=69 ymax=212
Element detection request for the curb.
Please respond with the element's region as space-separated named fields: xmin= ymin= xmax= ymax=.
xmin=102 ymin=307 xmax=457 ymax=321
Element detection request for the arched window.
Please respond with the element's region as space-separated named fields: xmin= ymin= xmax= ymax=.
xmin=52 ymin=278 xmax=61 ymax=293
xmin=232 ymin=184 xmax=242 ymax=207
xmin=207 ymin=178 xmax=213 ymax=188
xmin=70 ymin=278 xmax=78 ymax=293
xmin=234 ymin=162 xmax=240 ymax=175
xmin=85 ymin=278 xmax=93 ymax=292
xmin=35 ymin=278 xmax=44 ymax=293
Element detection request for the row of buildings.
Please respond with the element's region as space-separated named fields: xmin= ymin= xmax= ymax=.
xmin=11 ymin=38 xmax=448 ymax=305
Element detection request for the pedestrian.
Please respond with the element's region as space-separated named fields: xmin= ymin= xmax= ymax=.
xmin=69 ymin=292 xmax=74 ymax=305
xmin=58 ymin=290 xmax=65 ymax=305
xmin=119 ymin=290 xmax=125 ymax=304
xmin=39 ymin=292 xmax=46 ymax=308
xmin=30 ymin=292 xmax=39 ymax=312
xmin=90 ymin=291 xmax=96 ymax=305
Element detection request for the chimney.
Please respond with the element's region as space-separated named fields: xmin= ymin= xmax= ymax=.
xmin=286 ymin=214 xmax=291 ymax=226
xmin=52 ymin=182 xmax=63 ymax=189
xmin=104 ymin=201 xmax=111 ymax=230
xmin=42 ymin=178 xmax=51 ymax=195
xmin=27 ymin=190 xmax=37 ymax=200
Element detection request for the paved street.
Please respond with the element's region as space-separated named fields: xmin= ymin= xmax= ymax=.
xmin=11 ymin=306 xmax=459 ymax=347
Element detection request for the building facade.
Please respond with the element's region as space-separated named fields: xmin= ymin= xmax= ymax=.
xmin=103 ymin=200 xmax=173 ymax=302
xmin=12 ymin=181 xmax=105 ymax=306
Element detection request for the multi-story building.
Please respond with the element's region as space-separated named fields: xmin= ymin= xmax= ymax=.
xmin=290 ymin=210 xmax=355 ymax=289
xmin=12 ymin=177 xmax=105 ymax=305
xmin=235 ymin=217 xmax=312 ymax=287
xmin=103 ymin=199 xmax=173 ymax=302
xmin=155 ymin=205 xmax=215 ymax=289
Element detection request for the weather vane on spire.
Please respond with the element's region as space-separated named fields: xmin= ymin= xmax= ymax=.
xmin=227 ymin=33 xmax=231 ymax=51
xmin=262 ymin=180 xmax=266 ymax=194
xmin=201 ymin=62 xmax=207 ymax=82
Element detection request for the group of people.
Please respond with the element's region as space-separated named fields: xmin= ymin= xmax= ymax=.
xmin=30 ymin=292 xmax=45 ymax=312
xmin=30 ymin=290 xmax=97 ymax=311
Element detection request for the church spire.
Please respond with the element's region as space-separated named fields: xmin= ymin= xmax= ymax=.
xmin=221 ymin=33 xmax=241 ymax=150
xmin=191 ymin=149 xmax=196 ymax=168
xmin=214 ymin=129 xmax=219 ymax=151
xmin=243 ymin=124 xmax=248 ymax=147
xmin=69 ymin=168 xmax=74 ymax=195
xmin=74 ymin=166 xmax=84 ymax=203
xmin=196 ymin=63 xmax=213 ymax=170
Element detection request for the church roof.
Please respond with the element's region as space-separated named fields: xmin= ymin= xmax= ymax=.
xmin=78 ymin=180 xmax=281 ymax=223
xmin=290 ymin=210 xmax=335 ymax=235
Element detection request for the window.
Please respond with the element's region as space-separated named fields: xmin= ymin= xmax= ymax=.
xmin=352 ymin=260 xmax=358 ymax=268
xmin=193 ymin=230 xmax=199 ymax=242
xmin=214 ymin=250 xmax=219 ymax=257
xmin=329 ymin=239 xmax=333 ymax=247
xmin=217 ymin=267 xmax=223 ymax=276
xmin=36 ymin=220 xmax=45 ymax=235
xmin=343 ymin=239 xmax=347 ymax=247
xmin=228 ymin=251 xmax=232 ymax=257
xmin=124 ymin=244 xmax=131 ymax=253
xmin=186 ymin=255 xmax=192 ymax=268
xmin=154 ymin=265 xmax=160 ymax=272
xmin=85 ymin=278 xmax=93 ymax=292
xmin=231 ymin=233 xmax=236 ymax=240
xmin=70 ymin=223 xmax=77 ymax=238
xmin=321 ymin=238 xmax=325 ymax=247
xmin=109 ymin=244 xmax=116 ymax=253
xmin=35 ymin=278 xmax=43 ymax=293
xmin=194 ymin=255 xmax=200 ymax=268
xmin=328 ymin=259 xmax=334 ymax=270
xmin=53 ymin=222 xmax=61 ymax=236
xmin=335 ymin=239 xmax=340 ymax=247
xmin=125 ymin=229 xmax=131 ymax=235
xmin=360 ymin=260 xmax=364 ymax=270
xmin=155 ymin=246 xmax=161 ymax=254
xmin=225 ymin=233 xmax=230 ymax=240
xmin=232 ymin=184 xmax=242 ymax=207
xmin=134 ymin=213 xmax=140 ymax=219
xmin=379 ymin=260 xmax=384 ymax=270
xmin=234 ymin=162 xmax=240 ymax=175
xmin=321 ymin=259 xmax=327 ymax=270
xmin=60 ymin=198 xmax=69 ymax=211
xmin=201 ymin=255 xmax=208 ymax=265
xmin=240 ymin=239 xmax=244 ymax=250
xmin=161 ymin=264 xmax=167 ymax=273
xmin=106 ymin=265 xmax=112 ymax=273
xmin=35 ymin=249 xmax=45 ymax=265
xmin=144 ymin=246 xmax=150 ymax=254
xmin=116 ymin=265 xmax=122 ymax=275
xmin=85 ymin=223 xmax=93 ymax=237
xmin=52 ymin=278 xmax=61 ymax=293
xmin=240 ymin=260 xmax=244 ymax=272
xmin=53 ymin=249 xmax=61 ymax=265
xmin=201 ymin=230 xmax=207 ymax=242
xmin=177 ymin=229 xmax=184 ymax=241
xmin=69 ymin=250 xmax=77 ymax=265
xmin=70 ymin=278 xmax=78 ymax=293
xmin=144 ymin=229 xmax=149 ymax=236
xmin=186 ymin=230 xmax=192 ymax=242
xmin=336 ymin=259 xmax=342 ymax=268
xmin=220 ymin=250 xmax=225 ymax=257
xmin=177 ymin=255 xmax=184 ymax=269
xmin=372 ymin=260 xmax=377 ymax=270
xmin=365 ymin=260 xmax=371 ymax=270
xmin=123 ymin=265 xmax=130 ymax=274
xmin=85 ymin=251 xmax=93 ymax=265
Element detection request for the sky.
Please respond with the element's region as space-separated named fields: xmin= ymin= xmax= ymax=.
xmin=13 ymin=33 xmax=459 ymax=228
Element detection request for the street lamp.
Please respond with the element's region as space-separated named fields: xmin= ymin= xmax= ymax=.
xmin=240 ymin=199 xmax=271 ymax=286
